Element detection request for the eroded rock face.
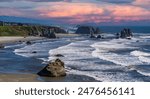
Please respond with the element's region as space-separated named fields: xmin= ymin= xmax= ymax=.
xmin=37 ymin=59 xmax=66 ymax=77
xmin=75 ymin=26 xmax=100 ymax=34
xmin=120 ymin=28 xmax=133 ymax=39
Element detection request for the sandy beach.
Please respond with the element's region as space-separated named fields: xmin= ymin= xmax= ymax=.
xmin=0 ymin=36 xmax=45 ymax=45
xmin=56 ymin=33 xmax=79 ymax=38
xmin=0 ymin=33 xmax=79 ymax=44
xmin=0 ymin=73 xmax=98 ymax=82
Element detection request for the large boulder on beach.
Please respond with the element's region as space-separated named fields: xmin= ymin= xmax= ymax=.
xmin=37 ymin=58 xmax=66 ymax=77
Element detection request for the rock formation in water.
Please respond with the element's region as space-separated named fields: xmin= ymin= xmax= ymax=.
xmin=120 ymin=28 xmax=133 ymax=39
xmin=26 ymin=41 xmax=32 ymax=45
xmin=75 ymin=26 xmax=101 ymax=38
xmin=54 ymin=54 xmax=64 ymax=57
xmin=37 ymin=58 xmax=66 ymax=77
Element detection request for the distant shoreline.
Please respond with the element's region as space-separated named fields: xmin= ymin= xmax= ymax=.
xmin=0 ymin=33 xmax=79 ymax=45
xmin=0 ymin=36 xmax=45 ymax=45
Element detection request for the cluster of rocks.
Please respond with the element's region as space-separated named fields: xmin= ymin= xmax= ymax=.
xmin=75 ymin=26 xmax=102 ymax=38
xmin=75 ymin=26 xmax=101 ymax=34
xmin=28 ymin=26 xmax=67 ymax=39
xmin=37 ymin=58 xmax=66 ymax=77
xmin=116 ymin=28 xmax=133 ymax=39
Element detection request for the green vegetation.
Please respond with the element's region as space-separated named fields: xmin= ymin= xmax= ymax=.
xmin=0 ymin=26 xmax=32 ymax=36
xmin=0 ymin=25 xmax=67 ymax=36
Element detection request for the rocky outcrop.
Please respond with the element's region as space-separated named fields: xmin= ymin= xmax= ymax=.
xmin=47 ymin=29 xmax=56 ymax=38
xmin=75 ymin=26 xmax=100 ymax=34
xmin=75 ymin=26 xmax=101 ymax=38
xmin=96 ymin=34 xmax=102 ymax=38
xmin=37 ymin=59 xmax=66 ymax=77
xmin=32 ymin=51 xmax=37 ymax=53
xmin=120 ymin=28 xmax=133 ymax=39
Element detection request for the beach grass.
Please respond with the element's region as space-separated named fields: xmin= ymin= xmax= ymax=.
xmin=0 ymin=26 xmax=33 ymax=36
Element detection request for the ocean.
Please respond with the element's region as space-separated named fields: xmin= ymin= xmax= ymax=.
xmin=0 ymin=26 xmax=150 ymax=82
xmin=100 ymin=26 xmax=150 ymax=33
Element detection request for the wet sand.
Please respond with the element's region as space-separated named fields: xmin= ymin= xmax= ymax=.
xmin=0 ymin=36 xmax=45 ymax=44
xmin=0 ymin=73 xmax=38 ymax=82
xmin=0 ymin=33 xmax=79 ymax=44
xmin=0 ymin=73 xmax=98 ymax=82
xmin=56 ymin=33 xmax=79 ymax=38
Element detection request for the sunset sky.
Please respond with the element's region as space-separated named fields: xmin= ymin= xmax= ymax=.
xmin=0 ymin=0 xmax=150 ymax=25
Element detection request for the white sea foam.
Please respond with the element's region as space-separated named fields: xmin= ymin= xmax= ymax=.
xmin=90 ymin=36 xmax=150 ymax=78
xmin=131 ymin=50 xmax=150 ymax=57
xmin=92 ymin=51 xmax=142 ymax=66
xmin=48 ymin=39 xmax=142 ymax=81
xmin=138 ymin=56 xmax=150 ymax=63
xmin=5 ymin=43 xmax=25 ymax=49
xmin=91 ymin=39 xmax=142 ymax=66
xmin=13 ymin=33 xmax=150 ymax=81
xmin=130 ymin=50 xmax=150 ymax=64
xmin=140 ymin=35 xmax=150 ymax=39
xmin=14 ymin=40 xmax=68 ymax=57
xmin=136 ymin=70 xmax=150 ymax=76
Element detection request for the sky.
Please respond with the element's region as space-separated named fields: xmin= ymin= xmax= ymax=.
xmin=0 ymin=0 xmax=150 ymax=26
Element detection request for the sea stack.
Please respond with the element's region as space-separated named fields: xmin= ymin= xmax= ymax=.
xmin=120 ymin=28 xmax=133 ymax=39
xmin=37 ymin=58 xmax=66 ymax=77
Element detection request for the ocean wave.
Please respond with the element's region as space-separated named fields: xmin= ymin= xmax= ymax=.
xmin=130 ymin=50 xmax=150 ymax=64
xmin=14 ymin=40 xmax=69 ymax=58
xmin=5 ymin=43 xmax=25 ymax=49
xmin=48 ymin=39 xmax=143 ymax=81
xmin=131 ymin=50 xmax=150 ymax=56
xmin=91 ymin=39 xmax=142 ymax=66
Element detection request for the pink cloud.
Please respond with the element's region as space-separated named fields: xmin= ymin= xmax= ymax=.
xmin=106 ymin=5 xmax=150 ymax=22
xmin=1 ymin=1 xmax=149 ymax=25
xmin=37 ymin=2 xmax=104 ymax=18
xmin=36 ymin=2 xmax=150 ymax=24
xmin=109 ymin=5 xmax=150 ymax=16
xmin=133 ymin=0 xmax=150 ymax=6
